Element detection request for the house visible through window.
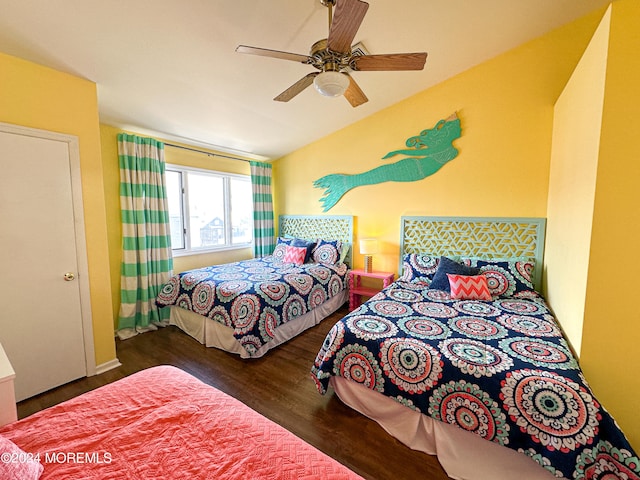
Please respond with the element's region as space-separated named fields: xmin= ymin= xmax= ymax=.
xmin=165 ymin=165 xmax=253 ymax=255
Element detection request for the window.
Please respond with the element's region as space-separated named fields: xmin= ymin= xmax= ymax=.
xmin=165 ymin=165 xmax=253 ymax=255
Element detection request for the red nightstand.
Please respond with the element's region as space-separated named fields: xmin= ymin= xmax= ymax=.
xmin=348 ymin=269 xmax=395 ymax=311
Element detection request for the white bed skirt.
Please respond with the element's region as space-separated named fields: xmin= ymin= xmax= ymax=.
xmin=330 ymin=376 xmax=555 ymax=480
xmin=169 ymin=289 xmax=348 ymax=358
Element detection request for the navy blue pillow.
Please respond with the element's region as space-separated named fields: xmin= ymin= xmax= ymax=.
xmin=429 ymin=256 xmax=481 ymax=292
xmin=290 ymin=238 xmax=316 ymax=263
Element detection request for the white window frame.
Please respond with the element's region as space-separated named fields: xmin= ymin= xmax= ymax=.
xmin=166 ymin=164 xmax=253 ymax=256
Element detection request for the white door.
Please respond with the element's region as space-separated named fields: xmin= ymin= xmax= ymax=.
xmin=0 ymin=124 xmax=93 ymax=401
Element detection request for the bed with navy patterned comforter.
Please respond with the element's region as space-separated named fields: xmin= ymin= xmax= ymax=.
xmin=311 ymin=256 xmax=639 ymax=479
xmin=157 ymin=255 xmax=348 ymax=358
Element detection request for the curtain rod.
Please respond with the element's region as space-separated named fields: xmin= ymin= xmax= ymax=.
xmin=164 ymin=142 xmax=251 ymax=163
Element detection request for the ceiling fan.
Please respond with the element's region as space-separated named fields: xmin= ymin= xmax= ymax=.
xmin=236 ymin=0 xmax=428 ymax=107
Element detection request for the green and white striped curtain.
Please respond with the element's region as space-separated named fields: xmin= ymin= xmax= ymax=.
xmin=117 ymin=133 xmax=173 ymax=340
xmin=250 ymin=161 xmax=275 ymax=257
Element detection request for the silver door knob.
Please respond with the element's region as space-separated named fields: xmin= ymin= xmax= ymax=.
xmin=63 ymin=272 xmax=75 ymax=281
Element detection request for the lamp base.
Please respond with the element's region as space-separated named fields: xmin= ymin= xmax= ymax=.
xmin=364 ymin=255 xmax=373 ymax=273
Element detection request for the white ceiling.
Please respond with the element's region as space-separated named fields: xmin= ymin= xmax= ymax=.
xmin=0 ymin=0 xmax=611 ymax=160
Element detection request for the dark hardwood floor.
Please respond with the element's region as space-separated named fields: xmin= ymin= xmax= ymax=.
xmin=18 ymin=305 xmax=452 ymax=480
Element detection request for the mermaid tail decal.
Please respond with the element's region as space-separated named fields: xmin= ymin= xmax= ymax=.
xmin=314 ymin=113 xmax=461 ymax=211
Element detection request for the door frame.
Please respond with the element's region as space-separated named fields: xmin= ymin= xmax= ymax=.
xmin=0 ymin=121 xmax=96 ymax=377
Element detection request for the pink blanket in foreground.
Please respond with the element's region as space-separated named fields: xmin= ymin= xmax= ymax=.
xmin=0 ymin=366 xmax=363 ymax=479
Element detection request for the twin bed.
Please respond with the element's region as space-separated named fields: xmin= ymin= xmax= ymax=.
xmin=312 ymin=216 xmax=640 ymax=480
xmin=156 ymin=215 xmax=353 ymax=358
xmin=0 ymin=366 xmax=364 ymax=480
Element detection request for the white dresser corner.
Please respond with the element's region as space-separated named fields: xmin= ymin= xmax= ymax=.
xmin=0 ymin=343 xmax=17 ymax=427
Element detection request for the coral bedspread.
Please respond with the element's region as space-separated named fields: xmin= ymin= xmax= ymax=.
xmin=0 ymin=366 xmax=362 ymax=479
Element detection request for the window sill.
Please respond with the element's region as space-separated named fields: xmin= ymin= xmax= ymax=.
xmin=172 ymin=243 xmax=253 ymax=258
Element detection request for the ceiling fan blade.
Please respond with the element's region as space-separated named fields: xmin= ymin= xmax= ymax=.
xmin=236 ymin=45 xmax=311 ymax=64
xmin=352 ymin=52 xmax=428 ymax=71
xmin=344 ymin=74 xmax=368 ymax=107
xmin=274 ymin=73 xmax=319 ymax=102
xmin=327 ymin=0 xmax=369 ymax=54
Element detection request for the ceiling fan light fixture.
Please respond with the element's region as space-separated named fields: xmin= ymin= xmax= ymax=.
xmin=313 ymin=71 xmax=349 ymax=97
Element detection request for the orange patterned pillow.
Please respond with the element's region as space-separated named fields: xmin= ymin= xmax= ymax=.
xmin=283 ymin=245 xmax=307 ymax=265
xmin=447 ymin=273 xmax=492 ymax=300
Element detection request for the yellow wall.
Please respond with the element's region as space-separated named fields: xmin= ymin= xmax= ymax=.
xmin=580 ymin=0 xmax=640 ymax=449
xmin=545 ymin=8 xmax=610 ymax=355
xmin=274 ymin=8 xmax=606 ymax=276
xmin=274 ymin=4 xmax=639 ymax=449
xmin=100 ymin=124 xmax=254 ymax=328
xmin=0 ymin=51 xmax=116 ymax=367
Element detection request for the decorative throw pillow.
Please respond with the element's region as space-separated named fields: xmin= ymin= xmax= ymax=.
xmin=447 ymin=273 xmax=492 ymax=300
xmin=312 ymin=239 xmax=343 ymax=265
xmin=338 ymin=243 xmax=351 ymax=265
xmin=272 ymin=237 xmax=293 ymax=261
xmin=429 ymin=256 xmax=481 ymax=292
xmin=290 ymin=238 xmax=316 ymax=263
xmin=283 ymin=245 xmax=307 ymax=265
xmin=461 ymin=257 xmax=535 ymax=297
xmin=0 ymin=435 xmax=43 ymax=480
xmin=398 ymin=254 xmax=440 ymax=285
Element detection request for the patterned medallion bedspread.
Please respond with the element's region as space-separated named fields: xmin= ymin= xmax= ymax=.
xmin=311 ymin=280 xmax=640 ymax=479
xmin=156 ymin=256 xmax=348 ymax=357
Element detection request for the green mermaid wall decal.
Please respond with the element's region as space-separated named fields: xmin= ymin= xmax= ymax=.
xmin=314 ymin=113 xmax=461 ymax=211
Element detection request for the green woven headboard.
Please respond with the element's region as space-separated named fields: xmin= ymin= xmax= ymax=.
xmin=279 ymin=215 xmax=354 ymax=267
xmin=400 ymin=216 xmax=546 ymax=290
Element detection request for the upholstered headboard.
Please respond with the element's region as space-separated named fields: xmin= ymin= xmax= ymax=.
xmin=279 ymin=215 xmax=354 ymax=267
xmin=400 ymin=216 xmax=546 ymax=290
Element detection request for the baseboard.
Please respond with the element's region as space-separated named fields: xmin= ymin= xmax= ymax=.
xmin=95 ymin=358 xmax=122 ymax=375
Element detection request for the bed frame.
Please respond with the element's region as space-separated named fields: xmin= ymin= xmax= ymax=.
xmin=400 ymin=216 xmax=546 ymax=290
xmin=279 ymin=215 xmax=354 ymax=267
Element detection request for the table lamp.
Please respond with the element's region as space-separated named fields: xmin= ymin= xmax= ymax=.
xmin=359 ymin=238 xmax=379 ymax=273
